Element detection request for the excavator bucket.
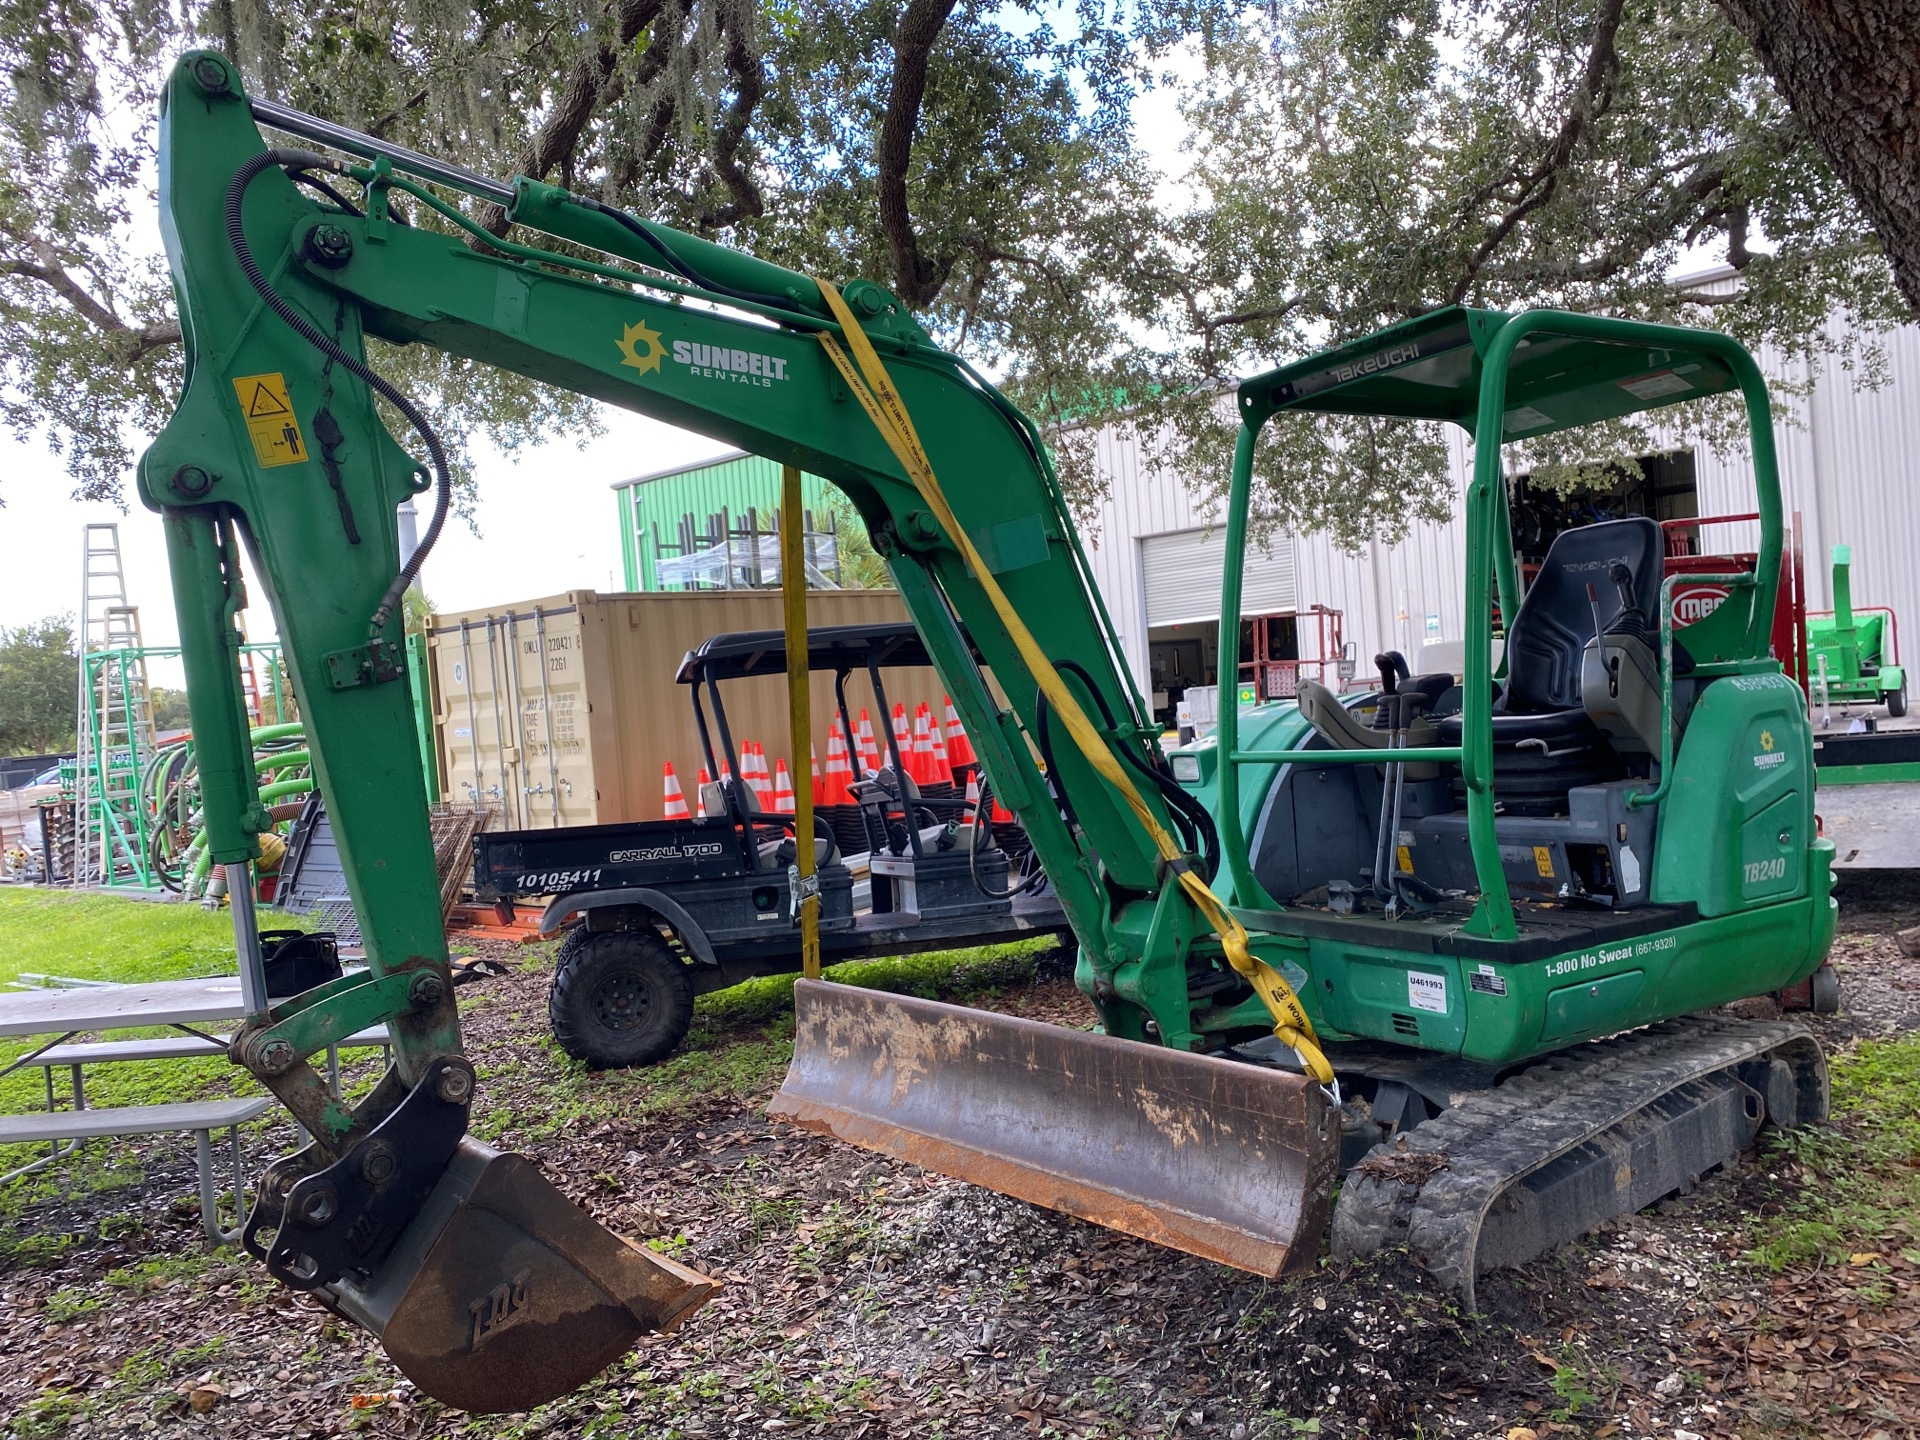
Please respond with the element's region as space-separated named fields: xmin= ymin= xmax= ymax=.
xmin=769 ymin=980 xmax=1342 ymax=1274
xmin=317 ymin=1140 xmax=718 ymax=1414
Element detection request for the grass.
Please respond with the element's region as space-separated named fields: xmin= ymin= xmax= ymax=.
xmin=0 ymin=890 xmax=274 ymax=1120
xmin=689 ymin=935 xmax=1066 ymax=1039
xmin=0 ymin=888 xmax=255 ymax=988
xmin=1749 ymin=1034 xmax=1920 ymax=1278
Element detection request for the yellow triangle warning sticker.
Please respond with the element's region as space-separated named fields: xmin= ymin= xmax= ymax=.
xmin=230 ymin=372 xmax=307 ymax=468
xmin=245 ymin=380 xmax=290 ymax=417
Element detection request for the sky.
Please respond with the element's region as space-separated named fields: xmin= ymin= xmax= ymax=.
xmin=1 ymin=387 xmax=736 ymax=649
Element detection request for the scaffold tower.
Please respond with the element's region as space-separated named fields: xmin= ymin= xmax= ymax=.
xmin=75 ymin=525 xmax=158 ymax=887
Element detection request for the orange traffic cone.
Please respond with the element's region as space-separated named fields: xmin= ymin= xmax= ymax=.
xmin=822 ymin=729 xmax=852 ymax=803
xmin=772 ymin=759 xmax=796 ymax=814
xmin=695 ymin=766 xmax=712 ymax=819
xmin=856 ymin=710 xmax=881 ymax=777
xmin=929 ymin=708 xmax=955 ymax=788
xmin=943 ymin=696 xmax=976 ymax=768
xmin=963 ymin=772 xmax=980 ymax=823
xmin=911 ymin=706 xmax=936 ymax=786
xmin=891 ymin=704 xmax=911 ymax=774
xmin=991 ymin=782 xmax=1015 ymax=824
xmin=746 ymin=743 xmax=770 ymax=802
xmin=809 ymin=740 xmax=824 ymax=806
xmin=662 ymin=762 xmax=691 ymax=821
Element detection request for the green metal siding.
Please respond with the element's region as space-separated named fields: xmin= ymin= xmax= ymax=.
xmin=616 ymin=453 xmax=846 ymax=590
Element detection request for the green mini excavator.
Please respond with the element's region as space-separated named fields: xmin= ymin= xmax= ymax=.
xmin=139 ymin=52 xmax=1835 ymax=1413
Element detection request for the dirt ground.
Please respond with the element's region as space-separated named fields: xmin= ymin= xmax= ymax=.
xmin=3 ymin=893 xmax=1918 ymax=1440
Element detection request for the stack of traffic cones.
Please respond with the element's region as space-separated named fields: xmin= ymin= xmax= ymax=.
xmin=930 ymin=711 xmax=955 ymax=788
xmin=890 ymin=704 xmax=912 ymax=778
xmin=744 ymin=743 xmax=771 ymax=805
xmin=821 ymin=728 xmax=865 ymax=855
xmin=694 ymin=766 xmax=712 ymax=819
xmin=809 ymin=741 xmax=824 ymax=807
xmin=856 ymin=710 xmax=882 ymax=778
xmin=771 ymin=759 xmax=796 ymax=814
xmin=943 ymin=696 xmax=976 ymax=773
xmin=662 ymin=763 xmax=691 ymax=821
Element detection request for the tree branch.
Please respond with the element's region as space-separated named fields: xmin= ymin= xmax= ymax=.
xmin=1446 ymin=0 xmax=1628 ymax=305
xmin=0 ymin=237 xmax=181 ymax=359
xmin=877 ymin=0 xmax=963 ymax=305
xmin=479 ymin=0 xmax=669 ymax=236
xmin=695 ymin=0 xmax=767 ymax=227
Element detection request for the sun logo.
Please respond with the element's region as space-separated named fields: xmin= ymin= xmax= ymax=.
xmin=1760 ymin=729 xmax=1775 ymax=752
xmin=616 ymin=321 xmax=667 ymax=375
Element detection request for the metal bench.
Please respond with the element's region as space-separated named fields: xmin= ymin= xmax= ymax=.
xmin=25 ymin=1027 xmax=392 ymax=1110
xmin=0 ymin=1097 xmax=273 ymax=1241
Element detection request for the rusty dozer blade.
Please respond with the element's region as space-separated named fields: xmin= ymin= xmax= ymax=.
xmin=316 ymin=1139 xmax=718 ymax=1414
xmin=768 ymin=979 xmax=1341 ymax=1274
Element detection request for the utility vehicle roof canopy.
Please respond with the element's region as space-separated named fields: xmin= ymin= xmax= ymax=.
xmin=1238 ymin=305 xmax=1743 ymax=436
xmin=676 ymin=622 xmax=983 ymax=684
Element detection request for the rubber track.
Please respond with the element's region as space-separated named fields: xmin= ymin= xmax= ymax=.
xmin=1331 ymin=1016 xmax=1827 ymax=1309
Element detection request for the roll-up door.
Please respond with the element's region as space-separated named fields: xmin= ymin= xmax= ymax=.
xmin=1141 ymin=527 xmax=1295 ymax=626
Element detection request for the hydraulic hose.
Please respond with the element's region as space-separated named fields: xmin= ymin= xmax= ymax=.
xmin=572 ymin=197 xmax=801 ymax=315
xmin=224 ymin=148 xmax=450 ymax=637
xmin=966 ymin=771 xmax=1045 ymax=901
xmin=1044 ymin=660 xmax=1220 ymax=885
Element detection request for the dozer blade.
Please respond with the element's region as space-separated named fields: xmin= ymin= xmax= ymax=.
xmin=768 ymin=979 xmax=1341 ymax=1274
xmin=317 ymin=1139 xmax=718 ymax=1414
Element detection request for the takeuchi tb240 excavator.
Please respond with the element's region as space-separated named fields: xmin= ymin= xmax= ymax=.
xmin=140 ymin=51 xmax=1836 ymax=1413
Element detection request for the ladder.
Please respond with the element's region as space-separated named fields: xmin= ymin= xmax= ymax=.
xmin=75 ymin=526 xmax=157 ymax=886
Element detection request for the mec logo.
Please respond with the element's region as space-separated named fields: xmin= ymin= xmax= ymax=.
xmin=1672 ymin=583 xmax=1730 ymax=627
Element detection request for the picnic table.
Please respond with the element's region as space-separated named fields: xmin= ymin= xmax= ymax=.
xmin=0 ymin=976 xmax=387 ymax=1240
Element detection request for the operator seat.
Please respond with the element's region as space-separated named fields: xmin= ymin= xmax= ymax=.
xmin=1434 ymin=517 xmax=1663 ymax=811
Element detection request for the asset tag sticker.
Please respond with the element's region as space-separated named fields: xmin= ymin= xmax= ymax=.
xmin=231 ymin=372 xmax=308 ymax=467
xmin=1469 ymin=963 xmax=1508 ymax=997
xmin=1407 ymin=971 xmax=1449 ymax=1014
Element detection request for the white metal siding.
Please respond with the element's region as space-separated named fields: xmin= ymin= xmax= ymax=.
xmin=1141 ymin=526 xmax=1296 ymax=626
xmin=1078 ymin=306 xmax=1920 ymax=695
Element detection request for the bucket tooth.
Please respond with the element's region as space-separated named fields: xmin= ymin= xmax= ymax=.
xmin=318 ymin=1139 xmax=718 ymax=1413
xmin=769 ymin=979 xmax=1341 ymax=1275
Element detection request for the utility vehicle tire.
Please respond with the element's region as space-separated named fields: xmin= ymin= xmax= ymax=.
xmin=1888 ymin=680 xmax=1908 ymax=718
xmin=549 ymin=930 xmax=695 ymax=1068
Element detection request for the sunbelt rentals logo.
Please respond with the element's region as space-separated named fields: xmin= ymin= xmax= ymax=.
xmin=617 ymin=320 xmax=790 ymax=388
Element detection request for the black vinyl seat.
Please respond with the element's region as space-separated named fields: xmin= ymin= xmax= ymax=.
xmin=1505 ymin=516 xmax=1663 ymax=708
xmin=1438 ymin=517 xmax=1663 ymax=812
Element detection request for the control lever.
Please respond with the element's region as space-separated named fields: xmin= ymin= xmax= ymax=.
xmin=1373 ymin=650 xmax=1408 ymax=695
xmin=1609 ymin=561 xmax=1637 ymax=610
xmin=1588 ymin=583 xmax=1623 ymax=699
xmin=1585 ymin=582 xmax=1608 ymax=644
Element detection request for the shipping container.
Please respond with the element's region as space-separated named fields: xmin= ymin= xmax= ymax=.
xmin=426 ymin=589 xmax=962 ymax=828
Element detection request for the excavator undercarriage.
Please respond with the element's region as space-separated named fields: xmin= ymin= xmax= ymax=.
xmin=138 ymin=51 xmax=1836 ymax=1411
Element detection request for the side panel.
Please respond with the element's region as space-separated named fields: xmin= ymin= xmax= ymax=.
xmin=1652 ymin=673 xmax=1814 ymax=916
xmin=1306 ymin=895 xmax=1830 ymax=1065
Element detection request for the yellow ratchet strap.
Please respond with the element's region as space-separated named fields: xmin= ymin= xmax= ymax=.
xmin=810 ymin=279 xmax=1333 ymax=1085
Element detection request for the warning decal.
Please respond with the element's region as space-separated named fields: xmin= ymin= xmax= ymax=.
xmin=231 ymin=372 xmax=307 ymax=468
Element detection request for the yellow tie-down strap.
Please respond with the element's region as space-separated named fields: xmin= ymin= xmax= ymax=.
xmin=810 ymin=279 xmax=1334 ymax=1086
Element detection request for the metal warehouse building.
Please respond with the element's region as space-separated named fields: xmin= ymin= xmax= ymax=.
xmin=1080 ymin=300 xmax=1920 ymax=723
xmin=610 ymin=296 xmax=1918 ymax=730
